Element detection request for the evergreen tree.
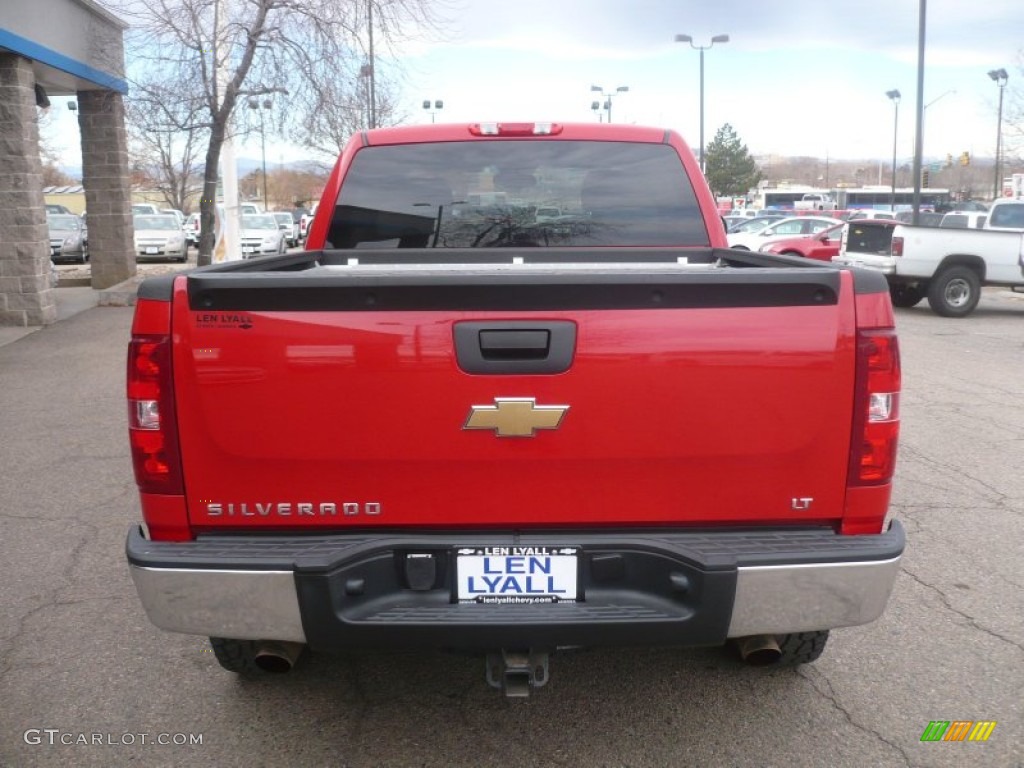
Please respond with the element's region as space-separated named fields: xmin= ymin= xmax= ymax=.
xmin=703 ymin=124 xmax=762 ymax=199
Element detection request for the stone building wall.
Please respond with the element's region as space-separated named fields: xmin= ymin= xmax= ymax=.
xmin=78 ymin=89 xmax=135 ymax=290
xmin=0 ymin=54 xmax=56 ymax=326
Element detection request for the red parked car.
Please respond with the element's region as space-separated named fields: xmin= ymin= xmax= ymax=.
xmin=760 ymin=222 xmax=844 ymax=261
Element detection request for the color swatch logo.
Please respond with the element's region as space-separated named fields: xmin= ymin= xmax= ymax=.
xmin=920 ymin=721 xmax=997 ymax=742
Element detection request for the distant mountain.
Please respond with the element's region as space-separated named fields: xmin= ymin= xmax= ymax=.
xmin=232 ymin=156 xmax=332 ymax=175
xmin=57 ymin=156 xmax=328 ymax=184
xmin=59 ymin=165 xmax=82 ymax=180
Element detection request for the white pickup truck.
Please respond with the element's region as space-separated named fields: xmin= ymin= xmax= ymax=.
xmin=794 ymin=193 xmax=837 ymax=212
xmin=833 ymin=198 xmax=1024 ymax=317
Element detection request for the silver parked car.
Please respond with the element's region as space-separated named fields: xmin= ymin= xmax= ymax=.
xmin=240 ymin=213 xmax=287 ymax=257
xmin=133 ymin=214 xmax=187 ymax=262
xmin=272 ymin=212 xmax=299 ymax=248
xmin=47 ymin=213 xmax=88 ymax=263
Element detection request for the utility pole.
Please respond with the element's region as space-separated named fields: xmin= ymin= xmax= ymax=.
xmin=367 ymin=0 xmax=376 ymax=129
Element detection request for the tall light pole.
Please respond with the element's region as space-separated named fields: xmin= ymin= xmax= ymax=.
xmin=675 ymin=33 xmax=729 ymax=173
xmin=366 ymin=0 xmax=376 ymax=129
xmin=422 ymin=99 xmax=443 ymax=123
xmin=359 ymin=64 xmax=373 ymax=128
xmin=988 ymin=68 xmax=1008 ymax=199
xmin=886 ymin=89 xmax=901 ymax=211
xmin=590 ymin=84 xmax=629 ymax=123
xmin=248 ymin=98 xmax=273 ymax=209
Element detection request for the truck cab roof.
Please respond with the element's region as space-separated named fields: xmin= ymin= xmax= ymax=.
xmin=985 ymin=199 xmax=1024 ymax=231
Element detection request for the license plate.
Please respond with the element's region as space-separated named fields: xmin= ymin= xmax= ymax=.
xmin=456 ymin=546 xmax=578 ymax=604
xmin=243 ymin=247 xmax=257 ymax=253
xmin=145 ymin=247 xmax=159 ymax=255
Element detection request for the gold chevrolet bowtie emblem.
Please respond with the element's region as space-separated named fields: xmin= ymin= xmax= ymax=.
xmin=463 ymin=398 xmax=569 ymax=438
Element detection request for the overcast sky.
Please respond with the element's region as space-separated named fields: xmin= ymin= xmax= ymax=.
xmin=44 ymin=0 xmax=1022 ymax=170
xmin=387 ymin=0 xmax=1022 ymax=161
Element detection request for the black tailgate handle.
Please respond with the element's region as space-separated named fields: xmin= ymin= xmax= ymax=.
xmin=454 ymin=321 xmax=576 ymax=374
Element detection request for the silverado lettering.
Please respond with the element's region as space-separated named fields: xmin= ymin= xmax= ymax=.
xmin=126 ymin=121 xmax=904 ymax=697
xmin=204 ymin=502 xmax=381 ymax=517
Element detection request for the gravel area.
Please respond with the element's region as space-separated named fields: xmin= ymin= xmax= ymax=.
xmin=55 ymin=255 xmax=196 ymax=283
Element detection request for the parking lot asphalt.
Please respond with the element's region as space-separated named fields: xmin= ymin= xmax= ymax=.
xmin=1 ymin=278 xmax=1022 ymax=768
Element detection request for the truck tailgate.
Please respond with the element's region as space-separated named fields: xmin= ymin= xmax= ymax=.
xmin=171 ymin=264 xmax=857 ymax=530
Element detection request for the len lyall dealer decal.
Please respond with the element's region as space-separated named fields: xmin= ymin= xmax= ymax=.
xmin=194 ymin=312 xmax=254 ymax=330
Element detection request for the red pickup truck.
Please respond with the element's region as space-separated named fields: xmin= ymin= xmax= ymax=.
xmin=126 ymin=122 xmax=903 ymax=696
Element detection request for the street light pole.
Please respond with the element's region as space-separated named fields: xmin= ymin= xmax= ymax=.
xmin=367 ymin=0 xmax=376 ymax=129
xmin=248 ymin=98 xmax=272 ymax=209
xmin=674 ymin=33 xmax=729 ymax=173
xmin=590 ymin=85 xmax=629 ymax=123
xmin=886 ymin=89 xmax=901 ymax=212
xmin=988 ymin=68 xmax=1008 ymax=199
xmin=359 ymin=64 xmax=373 ymax=129
xmin=422 ymin=99 xmax=443 ymax=123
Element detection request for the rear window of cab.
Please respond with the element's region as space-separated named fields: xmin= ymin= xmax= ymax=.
xmin=327 ymin=141 xmax=709 ymax=249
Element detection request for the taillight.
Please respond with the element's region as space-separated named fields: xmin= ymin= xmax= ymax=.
xmin=848 ymin=330 xmax=900 ymax=487
xmin=891 ymin=236 xmax=903 ymax=256
xmin=842 ymin=328 xmax=900 ymax=535
xmin=127 ymin=335 xmax=183 ymax=496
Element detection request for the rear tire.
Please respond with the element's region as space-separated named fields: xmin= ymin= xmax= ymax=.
xmin=889 ymin=283 xmax=926 ymax=308
xmin=209 ymin=637 xmax=260 ymax=674
xmin=926 ymin=266 xmax=981 ymax=317
xmin=775 ymin=630 xmax=829 ymax=666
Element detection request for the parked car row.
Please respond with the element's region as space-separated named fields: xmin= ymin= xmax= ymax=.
xmin=722 ymin=203 xmax=990 ymax=235
xmin=47 ymin=203 xmax=301 ymax=267
xmin=733 ymin=216 xmax=900 ymax=265
xmin=181 ymin=208 xmax=301 ymax=254
xmin=726 ymin=215 xmax=842 ymax=250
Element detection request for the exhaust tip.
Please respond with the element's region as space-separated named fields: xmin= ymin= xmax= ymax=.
xmin=736 ymin=634 xmax=782 ymax=666
xmin=253 ymin=641 xmax=305 ymax=673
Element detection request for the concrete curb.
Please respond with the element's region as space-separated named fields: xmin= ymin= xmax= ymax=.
xmin=58 ymin=276 xmax=93 ymax=287
xmin=98 ymin=276 xmax=143 ymax=307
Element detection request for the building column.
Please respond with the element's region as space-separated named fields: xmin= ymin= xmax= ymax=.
xmin=77 ymin=89 xmax=135 ymax=289
xmin=0 ymin=53 xmax=56 ymax=326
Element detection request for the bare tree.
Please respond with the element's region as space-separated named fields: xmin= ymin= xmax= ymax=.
xmin=114 ymin=0 xmax=438 ymax=265
xmin=125 ymin=84 xmax=207 ymax=212
xmin=290 ymin=59 xmax=405 ymax=165
xmin=1000 ymin=53 xmax=1023 ymax=167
